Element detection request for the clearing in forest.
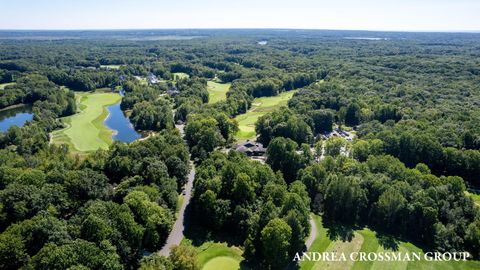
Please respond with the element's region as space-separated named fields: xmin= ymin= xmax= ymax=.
xmin=466 ymin=191 xmax=480 ymax=207
xmin=235 ymin=90 xmax=297 ymax=140
xmin=207 ymin=81 xmax=230 ymax=104
xmin=301 ymin=215 xmax=480 ymax=270
xmin=173 ymin=72 xmax=190 ymax=80
xmin=0 ymin=82 xmax=15 ymax=89
xmin=100 ymin=64 xmax=122 ymax=69
xmin=51 ymin=92 xmax=121 ymax=153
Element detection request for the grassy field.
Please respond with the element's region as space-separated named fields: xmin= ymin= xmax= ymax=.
xmin=207 ymin=81 xmax=230 ymax=104
xmin=234 ymin=90 xmax=297 ymax=140
xmin=190 ymin=242 xmax=245 ymax=270
xmin=466 ymin=191 xmax=480 ymax=207
xmin=0 ymin=82 xmax=15 ymax=89
xmin=51 ymin=92 xmax=121 ymax=153
xmin=173 ymin=72 xmax=190 ymax=80
xmin=301 ymin=215 xmax=480 ymax=270
xmin=100 ymin=64 xmax=122 ymax=69
xmin=134 ymin=76 xmax=148 ymax=85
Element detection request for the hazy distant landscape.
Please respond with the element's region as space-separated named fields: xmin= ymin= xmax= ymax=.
xmin=0 ymin=13 xmax=479 ymax=270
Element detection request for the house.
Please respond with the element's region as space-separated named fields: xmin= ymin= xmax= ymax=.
xmin=167 ymin=86 xmax=180 ymax=96
xmin=147 ymin=73 xmax=159 ymax=84
xmin=235 ymin=140 xmax=266 ymax=156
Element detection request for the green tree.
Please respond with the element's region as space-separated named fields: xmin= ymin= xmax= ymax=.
xmin=170 ymin=245 xmax=199 ymax=270
xmin=260 ymin=218 xmax=292 ymax=269
xmin=27 ymin=239 xmax=123 ymax=270
xmin=139 ymin=254 xmax=173 ymax=270
xmin=345 ymin=103 xmax=361 ymax=126
xmin=324 ymin=137 xmax=347 ymax=157
xmin=266 ymin=137 xmax=307 ymax=183
xmin=310 ymin=110 xmax=333 ymax=134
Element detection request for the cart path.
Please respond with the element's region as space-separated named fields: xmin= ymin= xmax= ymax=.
xmin=159 ymin=164 xmax=195 ymax=256
xmin=305 ymin=214 xmax=318 ymax=250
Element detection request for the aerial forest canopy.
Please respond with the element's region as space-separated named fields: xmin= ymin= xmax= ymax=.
xmin=0 ymin=29 xmax=479 ymax=269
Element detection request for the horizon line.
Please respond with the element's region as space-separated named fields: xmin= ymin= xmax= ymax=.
xmin=0 ymin=27 xmax=479 ymax=34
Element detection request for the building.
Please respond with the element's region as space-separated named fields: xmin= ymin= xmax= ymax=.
xmin=235 ymin=140 xmax=266 ymax=156
xmin=147 ymin=73 xmax=159 ymax=84
xmin=167 ymin=86 xmax=180 ymax=96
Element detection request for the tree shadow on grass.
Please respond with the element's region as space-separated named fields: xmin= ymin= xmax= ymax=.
xmin=377 ymin=233 xmax=400 ymax=251
xmin=183 ymin=203 xmax=244 ymax=247
xmin=323 ymin=219 xmax=357 ymax=242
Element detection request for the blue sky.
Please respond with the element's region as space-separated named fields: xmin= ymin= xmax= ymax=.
xmin=1 ymin=0 xmax=479 ymax=31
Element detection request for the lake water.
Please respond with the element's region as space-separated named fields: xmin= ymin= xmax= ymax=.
xmin=345 ymin=37 xmax=389 ymax=41
xmin=0 ymin=105 xmax=33 ymax=132
xmin=104 ymin=102 xmax=141 ymax=143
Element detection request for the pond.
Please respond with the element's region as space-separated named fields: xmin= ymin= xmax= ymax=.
xmin=0 ymin=105 xmax=34 ymax=132
xmin=104 ymin=102 xmax=141 ymax=143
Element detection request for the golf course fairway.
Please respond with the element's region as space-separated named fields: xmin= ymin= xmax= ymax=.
xmin=51 ymin=92 xmax=121 ymax=152
xmin=235 ymin=90 xmax=297 ymax=140
xmin=301 ymin=215 xmax=480 ymax=270
xmin=207 ymin=81 xmax=230 ymax=104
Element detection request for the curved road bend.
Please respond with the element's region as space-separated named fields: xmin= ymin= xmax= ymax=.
xmin=159 ymin=164 xmax=195 ymax=256
xmin=285 ymin=215 xmax=318 ymax=270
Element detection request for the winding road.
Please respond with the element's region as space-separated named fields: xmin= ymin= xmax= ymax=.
xmin=161 ymin=121 xmax=317 ymax=258
xmin=159 ymin=163 xmax=195 ymax=256
xmin=159 ymin=121 xmax=194 ymax=256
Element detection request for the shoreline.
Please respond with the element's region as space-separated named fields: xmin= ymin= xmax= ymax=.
xmin=0 ymin=103 xmax=31 ymax=112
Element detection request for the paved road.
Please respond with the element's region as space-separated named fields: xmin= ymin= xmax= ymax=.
xmin=159 ymin=164 xmax=195 ymax=256
xmin=286 ymin=215 xmax=318 ymax=269
xmin=305 ymin=215 xmax=318 ymax=250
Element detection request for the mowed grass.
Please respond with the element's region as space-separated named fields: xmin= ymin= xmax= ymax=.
xmin=207 ymin=81 xmax=230 ymax=104
xmin=193 ymin=242 xmax=245 ymax=270
xmin=0 ymin=82 xmax=15 ymax=89
xmin=466 ymin=191 xmax=480 ymax=207
xmin=203 ymin=257 xmax=240 ymax=270
xmin=173 ymin=72 xmax=189 ymax=80
xmin=235 ymin=90 xmax=298 ymax=140
xmin=100 ymin=64 xmax=122 ymax=69
xmin=51 ymin=92 xmax=121 ymax=153
xmin=301 ymin=215 xmax=480 ymax=270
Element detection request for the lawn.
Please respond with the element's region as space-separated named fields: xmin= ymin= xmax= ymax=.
xmin=0 ymin=82 xmax=15 ymax=89
xmin=207 ymin=81 xmax=230 ymax=104
xmin=100 ymin=64 xmax=122 ymax=69
xmin=173 ymin=72 xmax=190 ymax=80
xmin=301 ymin=215 xmax=480 ymax=270
xmin=50 ymin=92 xmax=121 ymax=153
xmin=191 ymin=242 xmax=245 ymax=270
xmin=466 ymin=191 xmax=480 ymax=207
xmin=134 ymin=76 xmax=148 ymax=85
xmin=234 ymin=90 xmax=297 ymax=140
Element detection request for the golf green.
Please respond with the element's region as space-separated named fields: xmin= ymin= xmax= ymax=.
xmin=192 ymin=242 xmax=245 ymax=270
xmin=202 ymin=256 xmax=240 ymax=270
xmin=51 ymin=92 xmax=121 ymax=152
